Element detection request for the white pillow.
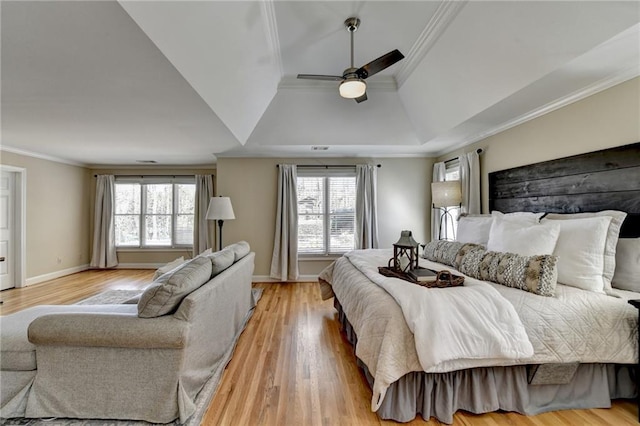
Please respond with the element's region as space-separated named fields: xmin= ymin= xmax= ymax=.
xmin=491 ymin=211 xmax=545 ymax=224
xmin=612 ymin=238 xmax=640 ymax=292
xmin=487 ymin=216 xmax=561 ymax=256
xmin=544 ymin=210 xmax=627 ymax=293
xmin=152 ymin=256 xmax=186 ymax=281
xmin=542 ymin=216 xmax=612 ymax=293
xmin=456 ymin=215 xmax=493 ymax=246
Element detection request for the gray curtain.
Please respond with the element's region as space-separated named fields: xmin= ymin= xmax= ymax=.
xmin=431 ymin=162 xmax=446 ymax=241
xmin=193 ymin=174 xmax=214 ymax=256
xmin=270 ymin=165 xmax=299 ymax=280
xmin=355 ymin=164 xmax=378 ymax=249
xmin=460 ymin=151 xmax=481 ymax=215
xmin=90 ymin=175 xmax=118 ymax=268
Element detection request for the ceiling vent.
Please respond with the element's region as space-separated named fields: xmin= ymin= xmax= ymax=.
xmin=135 ymin=160 xmax=157 ymax=164
xmin=311 ymin=146 xmax=329 ymax=151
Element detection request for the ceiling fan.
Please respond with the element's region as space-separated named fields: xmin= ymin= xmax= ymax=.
xmin=297 ymin=17 xmax=404 ymax=103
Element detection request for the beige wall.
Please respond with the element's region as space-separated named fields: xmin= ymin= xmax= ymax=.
xmin=89 ymin=167 xmax=216 ymax=265
xmin=217 ymin=157 xmax=433 ymax=277
xmin=438 ymin=77 xmax=640 ymax=212
xmin=0 ymin=151 xmax=92 ymax=281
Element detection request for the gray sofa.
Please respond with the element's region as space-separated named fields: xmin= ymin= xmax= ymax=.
xmin=0 ymin=243 xmax=256 ymax=423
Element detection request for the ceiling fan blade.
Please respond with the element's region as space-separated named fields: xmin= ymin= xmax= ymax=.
xmin=355 ymin=49 xmax=405 ymax=79
xmin=297 ymin=74 xmax=344 ymax=81
xmin=354 ymin=92 xmax=368 ymax=103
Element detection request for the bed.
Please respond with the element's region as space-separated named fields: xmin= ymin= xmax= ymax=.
xmin=319 ymin=142 xmax=640 ymax=423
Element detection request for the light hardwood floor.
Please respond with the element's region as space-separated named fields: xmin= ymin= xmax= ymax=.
xmin=1 ymin=270 xmax=637 ymax=425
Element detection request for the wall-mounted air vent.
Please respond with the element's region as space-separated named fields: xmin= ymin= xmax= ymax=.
xmin=311 ymin=146 xmax=329 ymax=151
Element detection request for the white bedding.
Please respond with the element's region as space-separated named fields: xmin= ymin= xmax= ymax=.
xmin=319 ymin=249 xmax=639 ymax=411
xmin=345 ymin=250 xmax=534 ymax=372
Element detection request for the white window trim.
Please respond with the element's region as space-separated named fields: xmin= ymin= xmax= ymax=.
xmin=297 ymin=169 xmax=356 ymax=256
xmin=114 ymin=177 xmax=195 ymax=249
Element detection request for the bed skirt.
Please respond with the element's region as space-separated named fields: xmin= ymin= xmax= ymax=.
xmin=334 ymin=298 xmax=636 ymax=424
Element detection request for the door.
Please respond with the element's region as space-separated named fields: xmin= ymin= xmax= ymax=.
xmin=0 ymin=171 xmax=15 ymax=290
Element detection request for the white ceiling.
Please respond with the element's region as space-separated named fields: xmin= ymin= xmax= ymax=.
xmin=1 ymin=1 xmax=639 ymax=167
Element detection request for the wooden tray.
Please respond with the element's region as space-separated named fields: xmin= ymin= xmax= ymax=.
xmin=378 ymin=267 xmax=464 ymax=288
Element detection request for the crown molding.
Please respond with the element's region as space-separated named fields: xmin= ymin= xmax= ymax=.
xmin=261 ymin=0 xmax=283 ymax=78
xmin=395 ymin=0 xmax=467 ymax=87
xmin=278 ymin=75 xmax=397 ymax=91
xmin=433 ymin=66 xmax=640 ymax=157
xmin=1 ymin=145 xmax=87 ymax=167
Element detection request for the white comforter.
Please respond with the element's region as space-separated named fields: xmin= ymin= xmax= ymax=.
xmin=345 ymin=250 xmax=534 ymax=372
xmin=319 ymin=249 xmax=639 ymax=412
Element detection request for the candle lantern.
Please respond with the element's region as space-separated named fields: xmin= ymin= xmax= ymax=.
xmin=389 ymin=230 xmax=419 ymax=272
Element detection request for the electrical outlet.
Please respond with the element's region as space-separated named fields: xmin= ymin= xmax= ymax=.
xmin=57 ymin=257 xmax=62 ymax=264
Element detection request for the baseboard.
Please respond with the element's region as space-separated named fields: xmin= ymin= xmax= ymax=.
xmin=252 ymin=274 xmax=318 ymax=283
xmin=25 ymin=264 xmax=90 ymax=286
xmin=115 ymin=263 xmax=162 ymax=270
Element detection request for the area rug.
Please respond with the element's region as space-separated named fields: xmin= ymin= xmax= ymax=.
xmin=75 ymin=289 xmax=143 ymax=305
xmin=1 ymin=287 xmax=263 ymax=426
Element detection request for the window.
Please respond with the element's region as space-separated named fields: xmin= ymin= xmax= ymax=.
xmin=114 ymin=179 xmax=195 ymax=248
xmin=443 ymin=160 xmax=460 ymax=240
xmin=297 ymin=171 xmax=356 ymax=255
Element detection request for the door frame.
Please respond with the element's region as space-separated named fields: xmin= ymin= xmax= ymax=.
xmin=0 ymin=165 xmax=26 ymax=288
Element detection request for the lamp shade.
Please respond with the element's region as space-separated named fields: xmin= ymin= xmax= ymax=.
xmin=206 ymin=197 xmax=235 ymax=220
xmin=431 ymin=181 xmax=462 ymax=207
xmin=339 ymin=78 xmax=366 ymax=98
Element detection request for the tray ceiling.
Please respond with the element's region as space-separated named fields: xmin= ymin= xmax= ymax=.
xmin=1 ymin=1 xmax=639 ymax=166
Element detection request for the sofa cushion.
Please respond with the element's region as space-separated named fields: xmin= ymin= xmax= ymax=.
xmin=205 ymin=249 xmax=235 ymax=276
xmin=138 ymin=257 xmax=212 ymax=318
xmin=224 ymin=241 xmax=251 ymax=262
xmin=152 ymin=256 xmax=186 ymax=281
xmin=1 ymin=304 xmax=137 ymax=371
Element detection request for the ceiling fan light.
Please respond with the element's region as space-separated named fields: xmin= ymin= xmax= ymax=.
xmin=339 ymin=78 xmax=366 ymax=99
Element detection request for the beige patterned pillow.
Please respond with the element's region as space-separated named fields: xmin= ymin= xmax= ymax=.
xmin=138 ymin=257 xmax=212 ymax=318
xmin=422 ymin=241 xmax=466 ymax=267
xmin=472 ymin=250 xmax=558 ymax=297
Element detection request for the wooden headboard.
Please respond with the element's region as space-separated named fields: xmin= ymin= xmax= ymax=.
xmin=489 ymin=142 xmax=640 ymax=238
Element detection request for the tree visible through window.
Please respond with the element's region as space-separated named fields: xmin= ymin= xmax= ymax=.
xmin=114 ymin=180 xmax=195 ymax=248
xmin=297 ymin=173 xmax=356 ymax=255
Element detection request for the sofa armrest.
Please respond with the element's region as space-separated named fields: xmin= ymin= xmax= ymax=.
xmin=28 ymin=313 xmax=188 ymax=349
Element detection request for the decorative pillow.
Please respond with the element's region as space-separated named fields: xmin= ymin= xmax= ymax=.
xmin=138 ymin=257 xmax=212 ymax=318
xmin=455 ymin=243 xmax=487 ymax=276
xmin=474 ymin=250 xmax=558 ymax=297
xmin=544 ymin=210 xmax=627 ymax=293
xmin=223 ymin=241 xmax=251 ymax=262
xmin=425 ymin=239 xmax=558 ymax=296
xmin=541 ymin=216 xmax=612 ymax=293
xmin=611 ymin=238 xmax=640 ymax=292
xmin=456 ymin=214 xmax=493 ymax=246
xmin=205 ymin=248 xmax=235 ymax=276
xmin=421 ymin=240 xmax=465 ymax=267
xmin=487 ymin=216 xmax=560 ymax=256
xmin=152 ymin=256 xmax=186 ymax=281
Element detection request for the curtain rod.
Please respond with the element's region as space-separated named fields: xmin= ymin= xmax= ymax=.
xmin=94 ymin=174 xmax=196 ymax=178
xmin=444 ymin=148 xmax=483 ymax=165
xmin=276 ymin=164 xmax=381 ymax=168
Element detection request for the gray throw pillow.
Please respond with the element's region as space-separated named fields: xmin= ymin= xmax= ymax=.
xmin=422 ymin=240 xmax=477 ymax=268
xmin=223 ymin=241 xmax=251 ymax=262
xmin=138 ymin=257 xmax=212 ymax=318
xmin=206 ymin=249 xmax=235 ymax=276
